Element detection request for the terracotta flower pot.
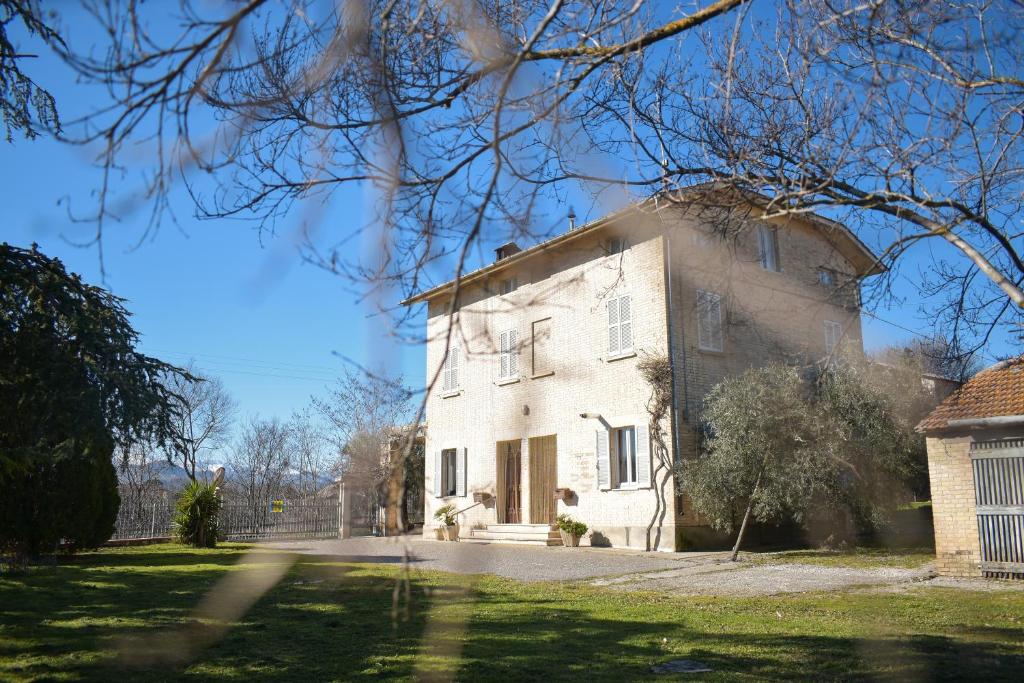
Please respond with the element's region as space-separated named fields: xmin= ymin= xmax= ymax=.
xmin=560 ymin=530 xmax=581 ymax=547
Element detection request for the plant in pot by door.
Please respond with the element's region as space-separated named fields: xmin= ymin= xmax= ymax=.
xmin=434 ymin=504 xmax=459 ymax=541
xmin=556 ymin=514 xmax=587 ymax=547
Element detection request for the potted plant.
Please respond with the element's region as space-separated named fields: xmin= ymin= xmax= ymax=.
xmin=556 ymin=514 xmax=588 ymax=547
xmin=434 ymin=504 xmax=459 ymax=541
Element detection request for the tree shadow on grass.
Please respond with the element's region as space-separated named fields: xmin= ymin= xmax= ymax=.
xmin=3 ymin=548 xmax=1023 ymax=682
xmin=454 ymin=595 xmax=1024 ymax=682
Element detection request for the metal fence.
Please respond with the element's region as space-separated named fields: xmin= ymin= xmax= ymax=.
xmin=219 ymin=500 xmax=339 ymax=540
xmin=110 ymin=501 xmax=176 ymax=541
xmin=110 ymin=495 xmax=340 ymax=542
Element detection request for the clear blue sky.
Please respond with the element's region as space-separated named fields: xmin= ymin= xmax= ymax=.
xmin=2 ymin=6 xmax=1014 ymax=430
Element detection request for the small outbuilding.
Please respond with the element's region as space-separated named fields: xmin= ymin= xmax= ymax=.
xmin=917 ymin=357 xmax=1024 ymax=578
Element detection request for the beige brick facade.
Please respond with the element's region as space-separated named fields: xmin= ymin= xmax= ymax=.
xmin=415 ymin=202 xmax=873 ymax=550
xmin=925 ymin=436 xmax=982 ymax=577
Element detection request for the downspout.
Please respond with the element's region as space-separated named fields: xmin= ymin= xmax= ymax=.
xmin=661 ymin=232 xmax=687 ymax=472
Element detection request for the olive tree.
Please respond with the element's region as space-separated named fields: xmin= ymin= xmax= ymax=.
xmin=685 ymin=362 xmax=918 ymax=559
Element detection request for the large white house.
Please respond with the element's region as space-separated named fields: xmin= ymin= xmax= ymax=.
xmin=403 ymin=192 xmax=881 ymax=550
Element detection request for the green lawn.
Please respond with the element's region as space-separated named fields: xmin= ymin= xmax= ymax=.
xmin=749 ymin=547 xmax=936 ymax=569
xmin=1 ymin=544 xmax=1022 ymax=681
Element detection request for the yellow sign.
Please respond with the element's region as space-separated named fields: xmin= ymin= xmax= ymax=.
xmin=271 ymin=500 xmax=284 ymax=513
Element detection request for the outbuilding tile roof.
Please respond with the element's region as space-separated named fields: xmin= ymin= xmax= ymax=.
xmin=917 ymin=357 xmax=1024 ymax=432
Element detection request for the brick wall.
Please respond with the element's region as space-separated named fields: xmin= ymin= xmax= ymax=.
xmin=664 ymin=206 xmax=866 ymax=541
xmin=422 ymin=217 xmax=678 ymax=550
xmin=418 ymin=204 xmax=872 ymax=551
xmin=925 ymin=435 xmax=982 ymax=577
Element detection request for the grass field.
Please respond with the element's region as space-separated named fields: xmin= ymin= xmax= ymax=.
xmin=1 ymin=544 xmax=1022 ymax=681
xmin=749 ymin=547 xmax=936 ymax=569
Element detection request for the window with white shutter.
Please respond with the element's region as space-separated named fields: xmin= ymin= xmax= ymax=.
xmin=442 ymin=346 xmax=460 ymax=392
xmin=758 ymin=225 xmax=780 ymax=272
xmin=606 ymin=294 xmax=633 ymax=355
xmin=498 ymin=329 xmax=518 ymax=379
xmin=824 ymin=320 xmax=842 ymax=355
xmin=696 ymin=290 xmax=724 ymax=352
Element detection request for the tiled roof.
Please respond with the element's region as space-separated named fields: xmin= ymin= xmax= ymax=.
xmin=916 ymin=357 xmax=1024 ymax=432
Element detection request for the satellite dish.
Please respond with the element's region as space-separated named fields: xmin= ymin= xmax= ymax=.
xmin=212 ymin=466 xmax=225 ymax=488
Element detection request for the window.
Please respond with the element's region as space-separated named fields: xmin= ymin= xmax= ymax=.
xmin=607 ymin=294 xmax=633 ymax=355
xmin=499 ymin=277 xmax=517 ymax=295
xmin=696 ymin=290 xmax=723 ymax=352
xmin=614 ymin=426 xmax=637 ymax=487
xmin=442 ymin=346 xmax=459 ymax=392
xmin=596 ymin=424 xmax=651 ymax=490
xmin=606 ymin=237 xmax=626 ymax=256
xmin=441 ymin=449 xmax=457 ymax=497
xmin=824 ymin=320 xmax=842 ymax=355
xmin=435 ymin=448 xmax=466 ymax=498
xmin=819 ymin=268 xmax=836 ymax=287
xmin=758 ymin=225 xmax=780 ymax=272
xmin=532 ymin=318 xmax=552 ymax=376
xmin=498 ymin=328 xmax=518 ymax=379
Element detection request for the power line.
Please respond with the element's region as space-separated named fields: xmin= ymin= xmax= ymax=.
xmin=144 ymin=347 xmax=342 ymax=374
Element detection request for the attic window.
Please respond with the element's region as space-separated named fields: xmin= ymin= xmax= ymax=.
xmin=499 ymin=277 xmax=517 ymax=295
xmin=819 ymin=268 xmax=836 ymax=287
xmin=606 ymin=237 xmax=626 ymax=256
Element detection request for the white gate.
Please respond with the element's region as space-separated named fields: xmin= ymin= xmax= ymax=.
xmin=971 ymin=439 xmax=1024 ymax=578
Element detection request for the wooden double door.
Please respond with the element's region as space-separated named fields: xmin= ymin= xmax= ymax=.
xmin=496 ymin=435 xmax=557 ymax=525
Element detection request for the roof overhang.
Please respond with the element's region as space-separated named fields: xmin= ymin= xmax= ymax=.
xmin=401 ymin=188 xmax=884 ymax=306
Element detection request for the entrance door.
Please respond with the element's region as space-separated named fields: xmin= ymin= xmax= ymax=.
xmin=528 ymin=435 xmax=558 ymax=525
xmin=496 ymin=440 xmax=522 ymax=523
xmin=972 ymin=439 xmax=1024 ymax=578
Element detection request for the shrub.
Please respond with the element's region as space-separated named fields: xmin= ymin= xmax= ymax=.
xmin=1 ymin=437 xmax=120 ymax=563
xmin=173 ymin=481 xmax=221 ymax=547
xmin=433 ymin=504 xmax=457 ymax=526
xmin=1 ymin=244 xmax=183 ymax=563
xmin=556 ymin=514 xmax=588 ymax=537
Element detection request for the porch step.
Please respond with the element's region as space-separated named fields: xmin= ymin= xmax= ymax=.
xmin=464 ymin=523 xmax=563 ymax=546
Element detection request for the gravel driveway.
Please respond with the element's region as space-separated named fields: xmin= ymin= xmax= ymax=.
xmin=592 ymin=560 xmax=935 ymax=595
xmin=266 ymin=536 xmax=1023 ymax=595
xmin=266 ymin=536 xmax=727 ymax=581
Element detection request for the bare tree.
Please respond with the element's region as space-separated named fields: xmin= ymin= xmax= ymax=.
xmin=315 ymin=369 xmax=413 ymax=521
xmin=1 ymin=0 xmax=61 ymax=140
xmin=11 ymin=1 xmax=1016 ymax=360
xmin=287 ymin=407 xmax=336 ymax=498
xmin=652 ymin=1 xmax=1024 ymax=356
xmin=165 ymin=362 xmax=236 ymax=481
xmin=227 ymin=416 xmax=291 ymax=509
xmin=115 ymin=439 xmax=165 ymax=519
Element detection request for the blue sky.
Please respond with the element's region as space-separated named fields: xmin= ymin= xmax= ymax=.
xmin=2 ymin=5 xmax=1015 ymax=429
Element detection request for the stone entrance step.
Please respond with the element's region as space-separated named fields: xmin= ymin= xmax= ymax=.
xmin=463 ymin=523 xmax=562 ymax=546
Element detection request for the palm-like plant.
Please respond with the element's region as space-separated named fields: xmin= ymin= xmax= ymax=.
xmin=172 ymin=481 xmax=221 ymax=547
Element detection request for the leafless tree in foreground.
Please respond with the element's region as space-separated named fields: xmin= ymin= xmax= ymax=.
xmin=165 ymin=362 xmax=236 ymax=481
xmin=42 ymin=1 xmax=1024 ymax=361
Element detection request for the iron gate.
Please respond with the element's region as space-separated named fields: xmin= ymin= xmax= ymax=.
xmin=971 ymin=439 xmax=1024 ymax=578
